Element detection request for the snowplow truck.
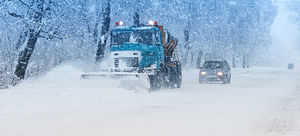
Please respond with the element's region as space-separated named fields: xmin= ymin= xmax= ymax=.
xmin=82 ymin=21 xmax=182 ymax=90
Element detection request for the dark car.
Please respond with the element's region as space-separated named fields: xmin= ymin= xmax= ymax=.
xmin=288 ymin=63 xmax=294 ymax=70
xmin=199 ymin=61 xmax=231 ymax=84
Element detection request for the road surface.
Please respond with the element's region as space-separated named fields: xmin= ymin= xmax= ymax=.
xmin=0 ymin=65 xmax=299 ymax=136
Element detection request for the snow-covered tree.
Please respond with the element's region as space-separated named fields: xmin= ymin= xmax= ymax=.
xmin=96 ymin=0 xmax=110 ymax=62
xmin=0 ymin=0 xmax=278 ymax=85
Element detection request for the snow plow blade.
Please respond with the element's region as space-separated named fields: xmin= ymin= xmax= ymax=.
xmin=81 ymin=72 xmax=147 ymax=80
xmin=81 ymin=72 xmax=151 ymax=91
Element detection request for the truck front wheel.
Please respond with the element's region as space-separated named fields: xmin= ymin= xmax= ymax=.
xmin=149 ymin=68 xmax=164 ymax=90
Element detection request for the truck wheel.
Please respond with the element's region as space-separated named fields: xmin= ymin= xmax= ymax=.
xmin=175 ymin=64 xmax=182 ymax=88
xmin=149 ymin=75 xmax=160 ymax=90
xmin=149 ymin=68 xmax=164 ymax=90
xmin=173 ymin=74 xmax=178 ymax=88
xmin=172 ymin=78 xmax=179 ymax=88
xmin=164 ymin=67 xmax=172 ymax=88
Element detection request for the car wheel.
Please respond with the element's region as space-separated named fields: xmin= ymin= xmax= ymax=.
xmin=227 ymin=78 xmax=231 ymax=84
xmin=199 ymin=79 xmax=204 ymax=84
xmin=222 ymin=79 xmax=227 ymax=84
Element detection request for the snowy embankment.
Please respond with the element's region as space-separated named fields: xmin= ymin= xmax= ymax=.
xmin=0 ymin=64 xmax=299 ymax=136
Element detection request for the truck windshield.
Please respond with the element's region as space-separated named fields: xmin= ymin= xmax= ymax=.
xmin=111 ymin=30 xmax=161 ymax=45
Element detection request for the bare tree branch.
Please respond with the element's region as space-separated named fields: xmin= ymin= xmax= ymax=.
xmin=7 ymin=11 xmax=24 ymax=18
xmin=18 ymin=0 xmax=30 ymax=9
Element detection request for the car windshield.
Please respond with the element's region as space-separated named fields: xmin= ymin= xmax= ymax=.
xmin=202 ymin=62 xmax=224 ymax=69
xmin=111 ymin=30 xmax=161 ymax=45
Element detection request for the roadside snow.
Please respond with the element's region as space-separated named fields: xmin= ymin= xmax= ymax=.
xmin=0 ymin=64 xmax=299 ymax=136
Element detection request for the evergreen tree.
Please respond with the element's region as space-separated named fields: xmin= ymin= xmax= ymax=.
xmin=96 ymin=0 xmax=111 ymax=63
xmin=133 ymin=10 xmax=140 ymax=26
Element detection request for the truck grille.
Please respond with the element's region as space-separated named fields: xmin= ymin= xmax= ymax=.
xmin=114 ymin=57 xmax=139 ymax=68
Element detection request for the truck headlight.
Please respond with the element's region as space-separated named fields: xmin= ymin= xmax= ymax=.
xmin=217 ymin=72 xmax=223 ymax=76
xmin=151 ymin=64 xmax=157 ymax=69
xmin=119 ymin=21 xmax=124 ymax=26
xmin=148 ymin=20 xmax=154 ymax=25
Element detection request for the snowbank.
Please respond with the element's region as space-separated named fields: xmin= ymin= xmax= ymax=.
xmin=0 ymin=64 xmax=299 ymax=136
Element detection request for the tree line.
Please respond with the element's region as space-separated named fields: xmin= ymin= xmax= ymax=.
xmin=0 ymin=0 xmax=277 ymax=86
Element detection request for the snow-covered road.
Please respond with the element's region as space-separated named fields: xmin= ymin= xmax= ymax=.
xmin=0 ymin=65 xmax=299 ymax=136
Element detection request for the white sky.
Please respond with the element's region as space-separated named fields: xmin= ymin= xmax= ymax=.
xmin=257 ymin=4 xmax=300 ymax=68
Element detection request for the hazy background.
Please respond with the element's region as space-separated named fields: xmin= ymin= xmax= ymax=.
xmin=0 ymin=0 xmax=299 ymax=82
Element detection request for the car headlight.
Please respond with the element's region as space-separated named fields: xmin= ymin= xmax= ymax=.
xmin=200 ymin=71 xmax=206 ymax=75
xmin=217 ymin=72 xmax=223 ymax=76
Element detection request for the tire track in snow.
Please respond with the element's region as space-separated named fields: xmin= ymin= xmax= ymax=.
xmin=264 ymin=84 xmax=300 ymax=136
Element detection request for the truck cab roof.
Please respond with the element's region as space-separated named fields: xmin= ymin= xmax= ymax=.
xmin=112 ymin=26 xmax=160 ymax=32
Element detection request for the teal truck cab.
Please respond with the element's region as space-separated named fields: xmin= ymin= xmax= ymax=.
xmin=109 ymin=21 xmax=182 ymax=90
xmin=110 ymin=26 xmax=164 ymax=75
